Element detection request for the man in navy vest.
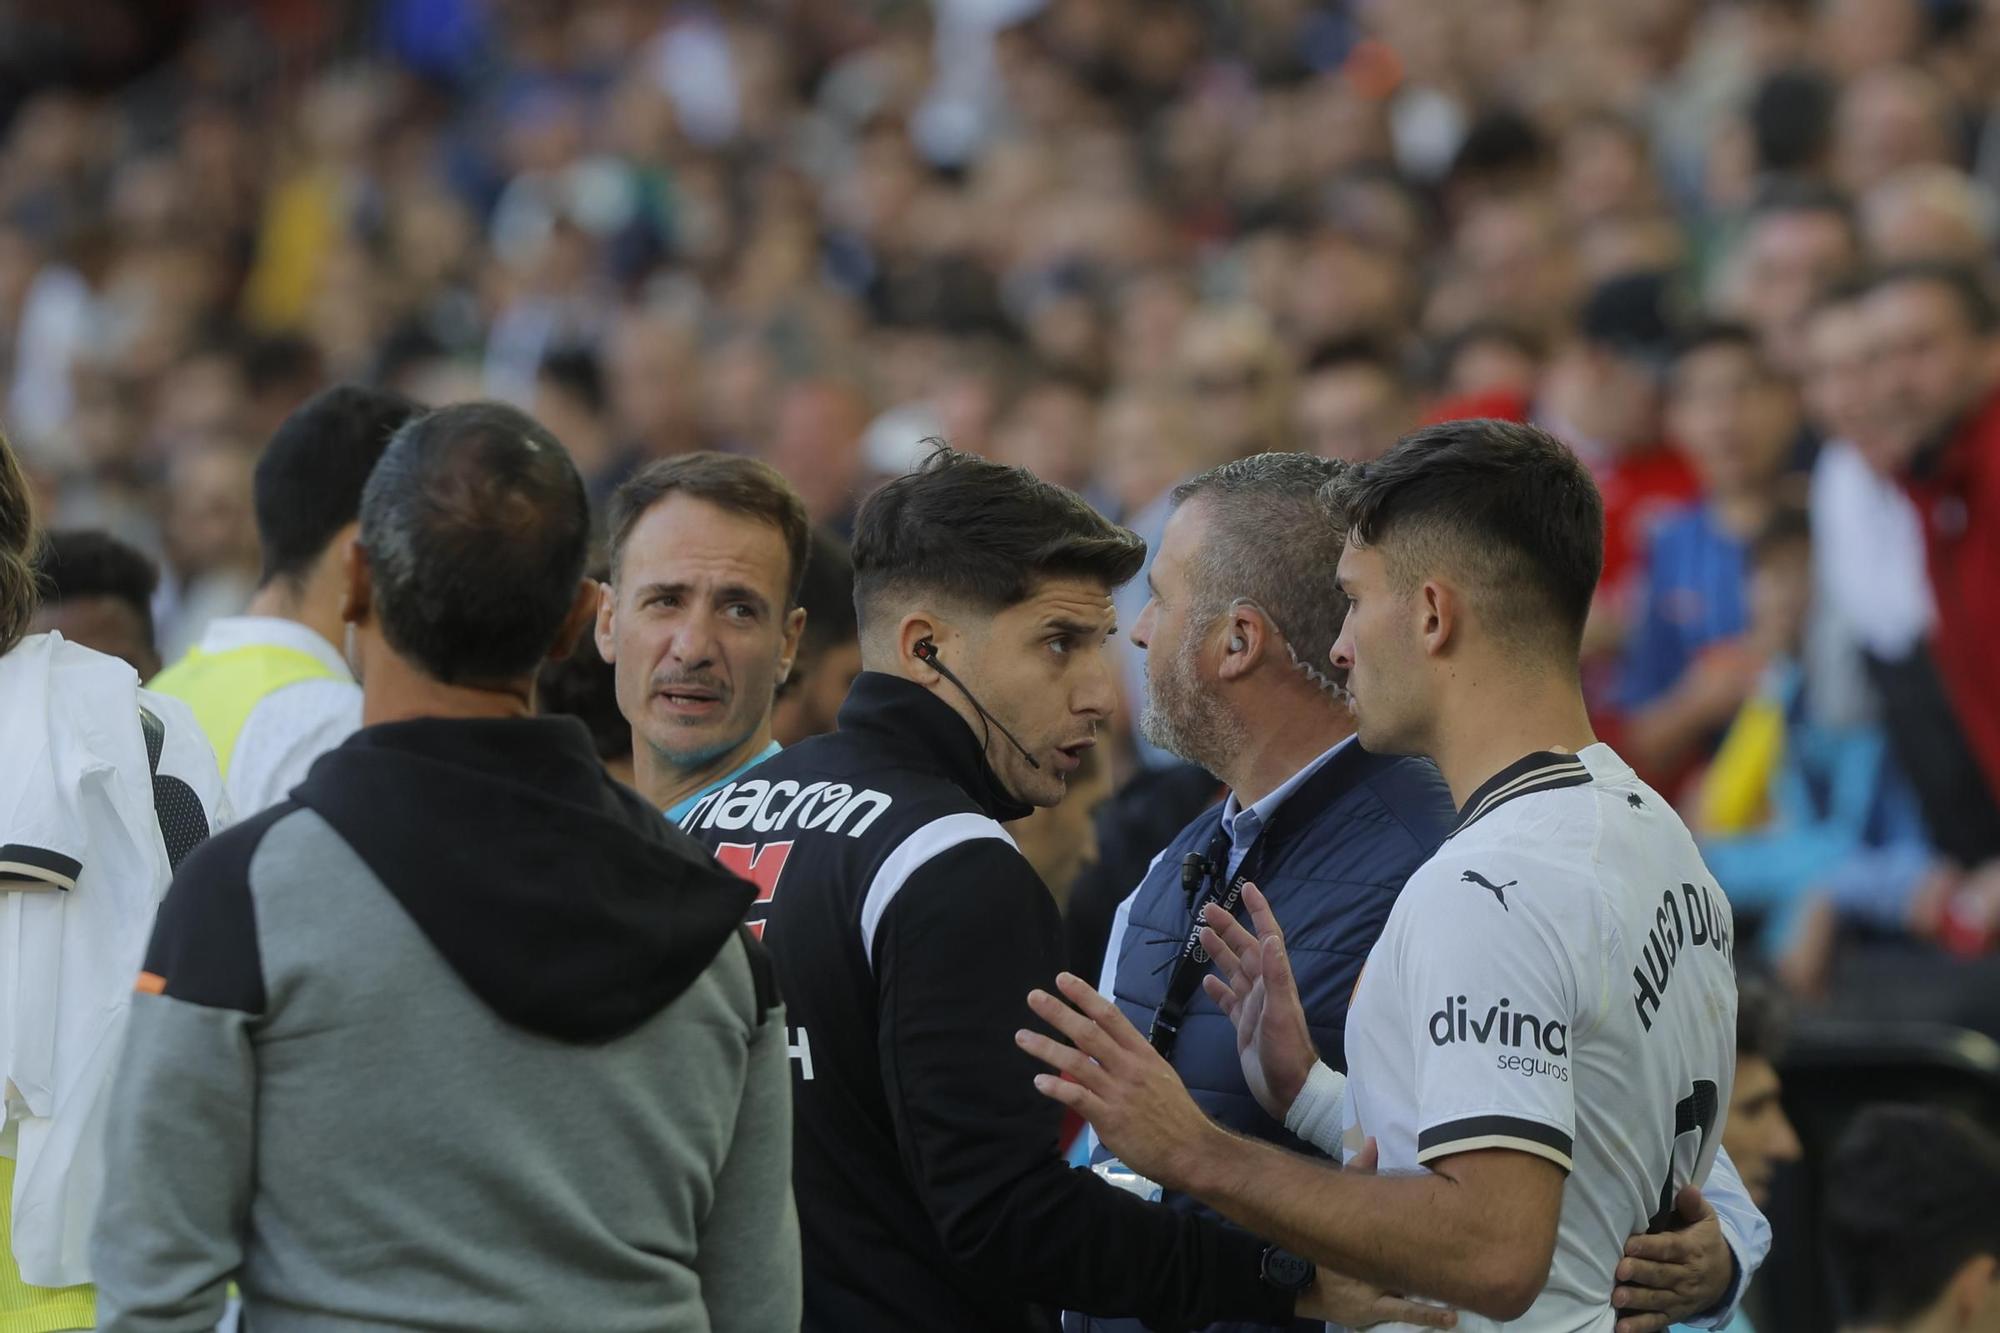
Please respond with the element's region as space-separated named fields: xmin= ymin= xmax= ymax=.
xmin=1074 ymin=453 xmax=1755 ymax=1333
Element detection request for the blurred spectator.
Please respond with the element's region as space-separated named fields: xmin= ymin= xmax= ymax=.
xmin=150 ymin=385 xmax=419 ymax=816
xmin=29 ymin=528 xmax=160 ymax=678
xmin=1861 ymin=164 xmax=2000 ymax=266
xmin=765 ymin=378 xmax=873 ymax=534
xmin=532 ymin=347 xmax=619 ymax=502
xmin=1695 ymin=509 xmax=1941 ymax=993
xmin=1826 ymin=1105 xmax=2000 ymax=1332
xmin=154 ymin=442 xmax=259 ymax=663
xmin=770 ymin=529 xmax=861 ymax=748
xmin=1622 ymin=323 xmax=1799 ymax=785
xmin=1833 ymin=64 xmax=1960 ymax=198
xmin=536 ymin=565 xmax=636 ymax=789
xmin=1714 ymin=180 xmax=1862 ymax=378
xmin=1860 ymin=262 xmax=2000 ymax=816
xmin=1293 ymin=339 xmax=1415 ymax=464
xmin=1435 ymin=322 xmax=1545 ymax=401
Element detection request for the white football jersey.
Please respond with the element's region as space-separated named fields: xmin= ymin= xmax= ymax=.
xmin=1340 ymin=745 xmax=1737 ymax=1333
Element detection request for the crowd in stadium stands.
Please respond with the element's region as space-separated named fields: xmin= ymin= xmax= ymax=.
xmin=4 ymin=0 xmax=2000 ymax=1329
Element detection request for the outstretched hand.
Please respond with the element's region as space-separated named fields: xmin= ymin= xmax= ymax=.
xmin=1198 ymin=883 xmax=1319 ymax=1120
xmin=1017 ymin=973 xmax=1219 ymax=1189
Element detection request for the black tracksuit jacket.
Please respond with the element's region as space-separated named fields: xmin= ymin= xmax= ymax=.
xmin=681 ymin=673 xmax=1293 ymax=1332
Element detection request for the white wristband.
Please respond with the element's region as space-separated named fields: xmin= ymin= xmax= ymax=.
xmin=1283 ymin=1060 xmax=1348 ymax=1157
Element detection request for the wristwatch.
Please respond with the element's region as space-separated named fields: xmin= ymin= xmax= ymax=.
xmin=1259 ymin=1244 xmax=1317 ymax=1294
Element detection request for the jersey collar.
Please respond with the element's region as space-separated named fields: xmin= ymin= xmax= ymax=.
xmin=835 ymin=672 xmax=1034 ymax=823
xmin=1448 ymin=750 xmax=1591 ymax=838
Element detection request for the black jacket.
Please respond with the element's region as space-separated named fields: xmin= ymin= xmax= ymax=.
xmin=681 ymin=673 xmax=1294 ymax=1332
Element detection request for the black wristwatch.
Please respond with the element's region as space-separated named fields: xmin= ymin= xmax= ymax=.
xmin=1260 ymin=1244 xmax=1317 ymax=1294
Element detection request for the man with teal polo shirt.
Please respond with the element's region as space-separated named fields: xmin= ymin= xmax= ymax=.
xmin=597 ymin=453 xmax=810 ymax=823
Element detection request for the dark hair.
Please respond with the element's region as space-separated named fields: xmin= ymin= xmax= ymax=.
xmin=1751 ymin=67 xmax=1837 ymax=174
xmin=536 ymin=564 xmax=629 ymax=763
xmin=1172 ymin=453 xmax=1351 ymax=697
xmin=255 ymin=384 xmax=423 ymax=587
xmin=1304 ymin=336 xmax=1407 ymax=387
xmin=851 ymin=444 xmax=1146 ymax=628
xmin=1671 ymin=319 xmax=1770 ymax=380
xmin=0 ymin=426 xmax=37 ymax=656
xmin=359 ymin=401 xmax=590 ymax=685
xmin=1749 ymin=505 xmax=1812 ymax=569
xmin=1323 ymin=419 xmax=1604 ymax=654
xmin=605 ymin=452 xmax=811 ymax=606
xmin=538 ymin=347 xmax=606 ymax=414
xmin=1827 ymin=1104 xmax=2000 ymax=1325
xmin=782 ymin=528 xmax=857 ymax=697
xmin=1866 ymin=258 xmax=2000 ymax=334
xmin=1734 ymin=972 xmax=1790 ymax=1062
xmin=33 ymin=529 xmax=160 ymax=632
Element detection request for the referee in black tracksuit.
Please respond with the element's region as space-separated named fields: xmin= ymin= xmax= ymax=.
xmin=681 ymin=449 xmax=1318 ymax=1332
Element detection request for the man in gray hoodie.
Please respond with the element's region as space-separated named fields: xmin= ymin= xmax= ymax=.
xmin=91 ymin=402 xmax=799 ymax=1333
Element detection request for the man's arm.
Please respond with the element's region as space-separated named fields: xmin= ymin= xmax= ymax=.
xmin=91 ymin=820 xmax=273 ymax=1333
xmin=1023 ymin=975 xmax=1561 ymax=1322
xmin=872 ymin=836 xmax=1295 ymax=1327
xmin=696 ymin=932 xmax=802 ymax=1333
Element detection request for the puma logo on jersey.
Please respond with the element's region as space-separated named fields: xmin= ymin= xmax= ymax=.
xmin=1627 ymin=793 xmax=1646 ymax=810
xmin=1461 ymin=869 xmax=1516 ymax=909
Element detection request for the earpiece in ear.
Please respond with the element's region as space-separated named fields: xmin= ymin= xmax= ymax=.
xmin=913 ymin=638 xmax=936 ymax=663
xmin=1230 ymin=636 xmax=1246 ymax=652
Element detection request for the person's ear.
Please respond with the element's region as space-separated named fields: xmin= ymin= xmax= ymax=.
xmin=898 ymin=613 xmax=942 ymax=679
xmin=777 ymin=604 xmax=808 ymax=687
xmin=594 ymin=579 xmax=616 ymax=665
xmin=549 ymin=577 xmax=600 ymax=662
xmin=1215 ymin=602 xmax=1267 ymax=682
xmin=338 ymin=535 xmax=371 ymax=627
xmin=1418 ymin=579 xmax=1456 ymax=657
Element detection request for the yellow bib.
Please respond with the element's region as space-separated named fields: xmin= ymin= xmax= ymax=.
xmin=149 ymin=641 xmax=343 ymax=779
xmin=0 ymin=1154 xmax=95 ymax=1333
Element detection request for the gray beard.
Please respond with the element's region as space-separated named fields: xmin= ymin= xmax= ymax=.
xmin=1139 ymin=640 xmax=1242 ymax=775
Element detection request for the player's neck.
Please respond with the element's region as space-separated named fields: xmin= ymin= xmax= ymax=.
xmin=1428 ymin=674 xmax=1596 ymax=810
xmin=1223 ymin=705 xmax=1351 ymax=809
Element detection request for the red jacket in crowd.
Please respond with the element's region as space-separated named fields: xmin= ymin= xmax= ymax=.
xmin=1907 ymin=385 xmax=2000 ymax=807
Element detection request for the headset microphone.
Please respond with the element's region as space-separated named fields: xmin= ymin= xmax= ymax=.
xmin=913 ymin=639 xmax=1042 ymax=771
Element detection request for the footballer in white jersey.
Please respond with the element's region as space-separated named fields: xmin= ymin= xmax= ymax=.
xmin=1341 ymin=745 xmax=1736 ymax=1332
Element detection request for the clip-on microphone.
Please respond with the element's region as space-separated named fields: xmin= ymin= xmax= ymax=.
xmin=913 ymin=639 xmax=1041 ymax=770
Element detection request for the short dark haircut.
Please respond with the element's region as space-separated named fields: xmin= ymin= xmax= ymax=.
xmin=1734 ymin=971 xmax=1790 ymax=1062
xmin=536 ymin=564 xmax=629 ymax=763
xmin=359 ymin=402 xmax=590 ymax=685
xmin=1866 ymin=258 xmax=2000 ymax=334
xmin=851 ymin=444 xmax=1146 ymax=630
xmin=33 ymin=529 xmax=159 ymax=637
xmin=605 ymin=452 xmax=811 ymax=606
xmin=255 ymin=384 xmax=423 ymax=587
xmin=538 ymin=347 xmax=606 ymax=413
xmin=1171 ymin=453 xmax=1350 ymax=696
xmin=782 ymin=528 xmax=857 ymax=697
xmin=1323 ymin=419 xmax=1604 ymax=655
xmin=1827 ymin=1104 xmax=2000 ymax=1325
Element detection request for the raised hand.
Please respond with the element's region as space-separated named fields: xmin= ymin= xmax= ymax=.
xmin=1198 ymin=883 xmax=1319 ymax=1119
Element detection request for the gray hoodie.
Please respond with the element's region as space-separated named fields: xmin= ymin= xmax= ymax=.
xmin=91 ymin=716 xmax=799 ymax=1333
